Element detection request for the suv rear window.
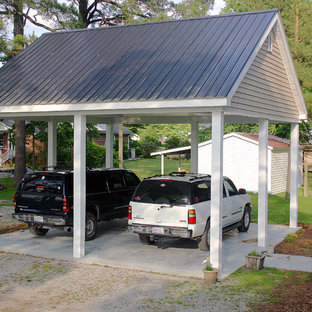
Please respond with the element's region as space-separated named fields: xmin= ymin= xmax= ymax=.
xmin=133 ymin=180 xmax=190 ymax=206
xmin=20 ymin=173 xmax=63 ymax=194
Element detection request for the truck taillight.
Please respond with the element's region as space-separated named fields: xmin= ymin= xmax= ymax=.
xmin=62 ymin=197 xmax=70 ymax=212
xmin=128 ymin=205 xmax=132 ymax=220
xmin=13 ymin=194 xmax=17 ymax=208
xmin=188 ymin=209 xmax=196 ymax=224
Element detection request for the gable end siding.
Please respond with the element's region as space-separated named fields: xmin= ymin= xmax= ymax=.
xmin=231 ymin=32 xmax=299 ymax=120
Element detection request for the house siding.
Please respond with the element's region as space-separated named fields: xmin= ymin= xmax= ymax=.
xmin=231 ymin=31 xmax=299 ymax=120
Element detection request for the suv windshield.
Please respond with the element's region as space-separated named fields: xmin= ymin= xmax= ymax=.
xmin=133 ymin=180 xmax=190 ymax=206
xmin=19 ymin=173 xmax=64 ymax=194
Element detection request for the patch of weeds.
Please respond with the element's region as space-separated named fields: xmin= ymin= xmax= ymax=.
xmin=284 ymin=233 xmax=298 ymax=243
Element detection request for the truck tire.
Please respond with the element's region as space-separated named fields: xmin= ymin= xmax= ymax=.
xmin=198 ymin=220 xmax=210 ymax=251
xmin=85 ymin=212 xmax=97 ymax=241
xmin=138 ymin=234 xmax=155 ymax=245
xmin=237 ymin=206 xmax=251 ymax=232
xmin=29 ymin=225 xmax=49 ymax=236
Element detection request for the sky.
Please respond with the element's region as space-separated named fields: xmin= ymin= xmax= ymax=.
xmin=23 ymin=0 xmax=226 ymax=37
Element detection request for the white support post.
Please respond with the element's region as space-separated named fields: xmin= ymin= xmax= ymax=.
xmin=191 ymin=120 xmax=198 ymax=174
xmin=290 ymin=123 xmax=299 ymax=228
xmin=105 ymin=123 xmax=114 ymax=168
xmin=258 ymin=119 xmax=269 ymax=248
xmin=48 ymin=120 xmax=57 ymax=169
xmin=73 ymin=114 xmax=86 ymax=258
xmin=161 ymin=154 xmax=165 ymax=175
xmin=210 ymin=111 xmax=224 ymax=271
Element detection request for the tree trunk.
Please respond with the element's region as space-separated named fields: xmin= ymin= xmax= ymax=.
xmin=118 ymin=123 xmax=123 ymax=168
xmin=13 ymin=0 xmax=26 ymax=185
xmin=14 ymin=120 xmax=26 ymax=184
xmin=79 ymin=0 xmax=89 ymax=27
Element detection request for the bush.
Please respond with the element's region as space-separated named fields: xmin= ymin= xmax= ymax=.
xmin=86 ymin=142 xmax=106 ymax=168
xmin=165 ymin=136 xmax=189 ymax=150
xmin=140 ymin=138 xmax=159 ymax=158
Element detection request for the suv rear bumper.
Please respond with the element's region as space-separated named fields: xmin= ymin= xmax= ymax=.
xmin=12 ymin=213 xmax=67 ymax=227
xmin=128 ymin=224 xmax=192 ymax=238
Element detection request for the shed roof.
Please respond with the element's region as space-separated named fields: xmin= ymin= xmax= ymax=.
xmin=0 ymin=10 xmax=277 ymax=106
xmin=95 ymin=124 xmax=132 ymax=135
xmin=151 ymin=132 xmax=292 ymax=156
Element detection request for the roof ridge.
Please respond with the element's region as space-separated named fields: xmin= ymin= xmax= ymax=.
xmin=42 ymin=9 xmax=279 ymax=37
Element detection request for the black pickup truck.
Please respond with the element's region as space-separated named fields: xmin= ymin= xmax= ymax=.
xmin=12 ymin=168 xmax=140 ymax=240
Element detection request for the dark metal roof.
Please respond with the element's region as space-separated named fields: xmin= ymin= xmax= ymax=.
xmin=0 ymin=10 xmax=278 ymax=106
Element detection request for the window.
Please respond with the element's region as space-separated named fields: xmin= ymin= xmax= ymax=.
xmin=20 ymin=174 xmax=63 ymax=194
xmin=87 ymin=172 xmax=108 ymax=193
xmin=268 ymin=33 xmax=273 ymax=52
xmin=0 ymin=133 xmax=4 ymax=147
xmin=224 ymin=179 xmax=238 ymax=196
xmin=133 ymin=180 xmax=190 ymax=206
xmin=193 ymin=182 xmax=210 ymax=203
xmin=107 ymin=172 xmax=124 ymax=190
xmin=124 ymin=171 xmax=140 ymax=187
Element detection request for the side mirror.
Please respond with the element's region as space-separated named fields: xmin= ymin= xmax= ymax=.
xmin=239 ymin=188 xmax=246 ymax=195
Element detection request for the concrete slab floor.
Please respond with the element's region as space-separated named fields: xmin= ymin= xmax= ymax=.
xmin=0 ymin=221 xmax=300 ymax=280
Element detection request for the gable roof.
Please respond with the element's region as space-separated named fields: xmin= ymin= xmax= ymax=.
xmin=0 ymin=10 xmax=277 ymax=106
xmin=0 ymin=9 xmax=307 ymax=124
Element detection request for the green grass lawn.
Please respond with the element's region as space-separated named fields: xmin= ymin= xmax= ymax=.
xmin=249 ymin=172 xmax=312 ymax=225
xmin=0 ymin=177 xmax=16 ymax=204
xmin=124 ymin=156 xmax=191 ymax=180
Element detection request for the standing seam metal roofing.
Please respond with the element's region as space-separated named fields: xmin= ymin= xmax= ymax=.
xmin=0 ymin=10 xmax=278 ymax=106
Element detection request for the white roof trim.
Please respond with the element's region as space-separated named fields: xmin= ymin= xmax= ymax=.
xmin=151 ymin=145 xmax=191 ymax=156
xmin=0 ymin=98 xmax=227 ymax=115
xmin=275 ymin=14 xmax=307 ymax=120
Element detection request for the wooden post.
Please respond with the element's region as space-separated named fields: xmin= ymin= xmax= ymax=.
xmin=191 ymin=120 xmax=198 ymax=174
xmin=258 ymin=119 xmax=269 ymax=248
xmin=290 ymin=123 xmax=299 ymax=229
xmin=210 ymin=110 xmax=224 ymax=271
xmin=105 ymin=123 xmax=114 ymax=168
xmin=48 ymin=120 xmax=57 ymax=169
xmin=73 ymin=114 xmax=86 ymax=258
xmin=118 ymin=123 xmax=123 ymax=168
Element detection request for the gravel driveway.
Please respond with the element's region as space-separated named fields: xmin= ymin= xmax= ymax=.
xmin=0 ymin=251 xmax=260 ymax=312
xmin=0 ymin=204 xmax=260 ymax=311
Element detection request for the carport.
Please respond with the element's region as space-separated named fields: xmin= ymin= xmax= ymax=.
xmin=0 ymin=9 xmax=307 ymax=274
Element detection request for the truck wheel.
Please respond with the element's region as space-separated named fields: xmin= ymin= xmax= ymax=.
xmin=138 ymin=234 xmax=155 ymax=245
xmin=237 ymin=206 xmax=251 ymax=232
xmin=198 ymin=220 xmax=210 ymax=251
xmin=29 ymin=225 xmax=49 ymax=236
xmin=85 ymin=212 xmax=97 ymax=241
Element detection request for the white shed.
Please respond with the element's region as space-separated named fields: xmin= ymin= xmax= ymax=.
xmin=197 ymin=133 xmax=302 ymax=194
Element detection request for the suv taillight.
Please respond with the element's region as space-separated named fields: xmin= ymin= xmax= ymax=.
xmin=13 ymin=194 xmax=17 ymax=208
xmin=128 ymin=205 xmax=132 ymax=220
xmin=62 ymin=197 xmax=70 ymax=212
xmin=188 ymin=209 xmax=196 ymax=224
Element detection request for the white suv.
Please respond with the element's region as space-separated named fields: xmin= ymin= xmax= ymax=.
xmin=128 ymin=172 xmax=251 ymax=250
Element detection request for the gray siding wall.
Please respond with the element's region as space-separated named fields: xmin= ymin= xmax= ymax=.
xmin=231 ymin=34 xmax=299 ymax=120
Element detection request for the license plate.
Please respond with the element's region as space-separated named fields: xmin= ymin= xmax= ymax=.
xmin=34 ymin=216 xmax=43 ymax=222
xmin=152 ymin=227 xmax=164 ymax=234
